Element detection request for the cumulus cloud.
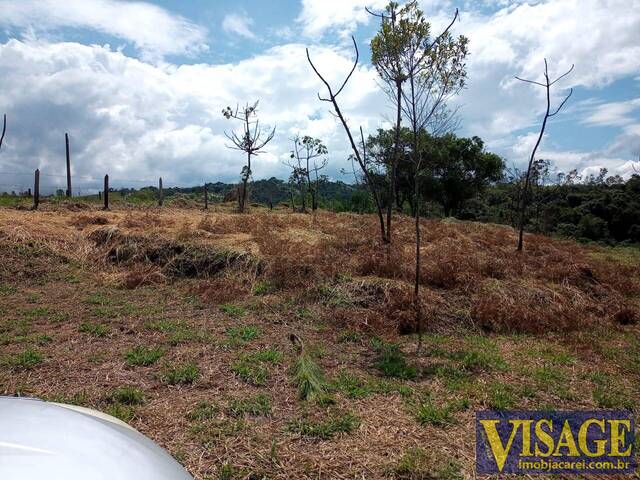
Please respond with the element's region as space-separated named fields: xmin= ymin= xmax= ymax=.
xmin=0 ymin=0 xmax=208 ymax=60
xmin=0 ymin=39 xmax=383 ymax=193
xmin=433 ymin=0 xmax=640 ymax=174
xmin=222 ymin=13 xmax=257 ymax=40
xmin=297 ymin=0 xmax=387 ymax=38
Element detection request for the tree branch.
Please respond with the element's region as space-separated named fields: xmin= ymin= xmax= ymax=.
xmin=548 ymin=88 xmax=573 ymax=117
xmin=0 ymin=114 xmax=6 ymax=151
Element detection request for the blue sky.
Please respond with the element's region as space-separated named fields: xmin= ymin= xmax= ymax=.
xmin=0 ymin=0 xmax=639 ymax=193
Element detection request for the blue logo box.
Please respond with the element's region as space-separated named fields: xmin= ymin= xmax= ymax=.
xmin=476 ymin=410 xmax=636 ymax=475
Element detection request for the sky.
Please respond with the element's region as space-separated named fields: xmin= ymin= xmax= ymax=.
xmin=0 ymin=0 xmax=639 ymax=194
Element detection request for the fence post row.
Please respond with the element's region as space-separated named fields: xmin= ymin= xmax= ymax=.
xmin=33 ymin=169 xmax=39 ymax=210
xmin=103 ymin=175 xmax=109 ymax=210
xmin=65 ymin=133 xmax=72 ymax=198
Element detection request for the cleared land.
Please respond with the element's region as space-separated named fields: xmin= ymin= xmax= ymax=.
xmin=0 ymin=202 xmax=639 ymax=479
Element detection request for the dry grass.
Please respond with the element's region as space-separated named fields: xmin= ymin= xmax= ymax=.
xmin=0 ymin=204 xmax=638 ymax=479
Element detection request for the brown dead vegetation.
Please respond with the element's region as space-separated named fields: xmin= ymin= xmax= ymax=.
xmin=1 ymin=204 xmax=638 ymax=480
xmin=1 ymin=205 xmax=638 ymax=336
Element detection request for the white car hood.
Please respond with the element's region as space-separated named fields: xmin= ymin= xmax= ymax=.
xmin=0 ymin=397 xmax=192 ymax=480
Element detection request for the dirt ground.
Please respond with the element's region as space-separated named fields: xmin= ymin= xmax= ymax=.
xmin=1 ymin=203 xmax=638 ymax=479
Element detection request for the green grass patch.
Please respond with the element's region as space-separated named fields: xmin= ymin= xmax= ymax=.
xmin=109 ymin=386 xmax=145 ymax=405
xmin=219 ymin=304 xmax=246 ymax=317
xmin=84 ymin=293 xmax=114 ymax=305
xmin=591 ymin=372 xmax=634 ymax=409
xmin=227 ymin=393 xmax=271 ymax=417
xmin=186 ymin=402 xmax=220 ymax=421
xmin=413 ymin=393 xmax=468 ymax=426
xmin=0 ymin=284 xmax=17 ymax=295
xmin=394 ymin=447 xmax=463 ymax=480
xmin=337 ymin=329 xmax=362 ymax=343
xmin=226 ymin=326 xmax=260 ymax=343
xmin=124 ymin=346 xmax=164 ymax=367
xmin=253 ymin=280 xmax=275 ymax=296
xmin=2 ymin=348 xmax=44 ymax=370
xmin=22 ymin=307 xmax=51 ymax=320
xmin=162 ymin=362 xmax=200 ymax=385
xmin=79 ymin=321 xmax=110 ymax=338
xmin=486 ymin=381 xmax=516 ymax=410
xmin=287 ymin=411 xmax=360 ymax=440
xmin=331 ymin=369 xmax=412 ymax=399
xmin=373 ymin=341 xmax=418 ymax=380
xmin=104 ymin=403 xmax=135 ymax=423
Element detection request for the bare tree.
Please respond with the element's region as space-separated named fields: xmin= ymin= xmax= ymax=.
xmin=308 ymin=157 xmax=328 ymax=212
xmin=0 ymin=114 xmax=6 ymax=151
xmin=223 ymin=101 xmax=276 ymax=213
xmin=399 ymin=6 xmax=468 ymax=351
xmin=289 ymin=135 xmax=328 ymax=212
xmin=515 ymin=59 xmax=573 ymax=251
xmin=284 ymin=137 xmax=308 ymax=212
xmin=306 ymin=37 xmax=388 ymax=243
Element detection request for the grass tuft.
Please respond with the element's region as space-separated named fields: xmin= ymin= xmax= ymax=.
xmin=163 ymin=362 xmax=200 ymax=385
xmin=124 ymin=346 xmax=164 ymax=367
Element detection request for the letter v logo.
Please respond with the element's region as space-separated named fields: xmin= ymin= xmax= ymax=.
xmin=480 ymin=420 xmax=521 ymax=472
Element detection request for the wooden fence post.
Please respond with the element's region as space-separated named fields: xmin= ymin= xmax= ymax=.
xmin=204 ymin=183 xmax=208 ymax=209
xmin=65 ymin=133 xmax=72 ymax=197
xmin=33 ymin=169 xmax=39 ymax=210
xmin=158 ymin=177 xmax=163 ymax=206
xmin=103 ymin=175 xmax=109 ymax=210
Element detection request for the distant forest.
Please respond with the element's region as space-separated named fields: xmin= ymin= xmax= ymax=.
xmin=137 ymin=165 xmax=640 ymax=245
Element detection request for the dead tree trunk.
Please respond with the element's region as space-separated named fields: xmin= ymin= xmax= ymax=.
xmin=103 ymin=175 xmax=109 ymax=210
xmin=65 ymin=133 xmax=72 ymax=198
xmin=33 ymin=169 xmax=40 ymax=210
xmin=0 ymin=114 xmax=6 ymax=152
xmin=515 ymin=60 xmax=573 ymax=251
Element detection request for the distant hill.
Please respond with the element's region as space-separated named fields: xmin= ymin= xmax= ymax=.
xmin=163 ymin=177 xmax=361 ymax=206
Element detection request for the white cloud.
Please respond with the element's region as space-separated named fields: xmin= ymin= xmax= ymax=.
xmin=0 ymin=39 xmax=383 ymax=193
xmin=222 ymin=13 xmax=257 ymax=40
xmin=0 ymin=0 xmax=207 ymax=60
xmin=297 ymin=0 xmax=387 ymax=38
xmin=582 ymin=99 xmax=640 ymax=127
xmin=429 ymin=0 xmax=640 ymax=173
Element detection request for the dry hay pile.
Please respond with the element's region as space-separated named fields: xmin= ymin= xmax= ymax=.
xmin=88 ymin=225 xmax=261 ymax=281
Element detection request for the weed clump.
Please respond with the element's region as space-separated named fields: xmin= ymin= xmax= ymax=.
xmin=227 ymin=393 xmax=271 ymax=417
xmin=163 ymin=362 xmax=200 ymax=385
xmin=287 ymin=411 xmax=360 ymax=440
xmin=124 ymin=346 xmax=164 ymax=367
xmin=109 ymin=386 xmax=145 ymax=405
xmin=373 ymin=340 xmax=418 ymax=380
